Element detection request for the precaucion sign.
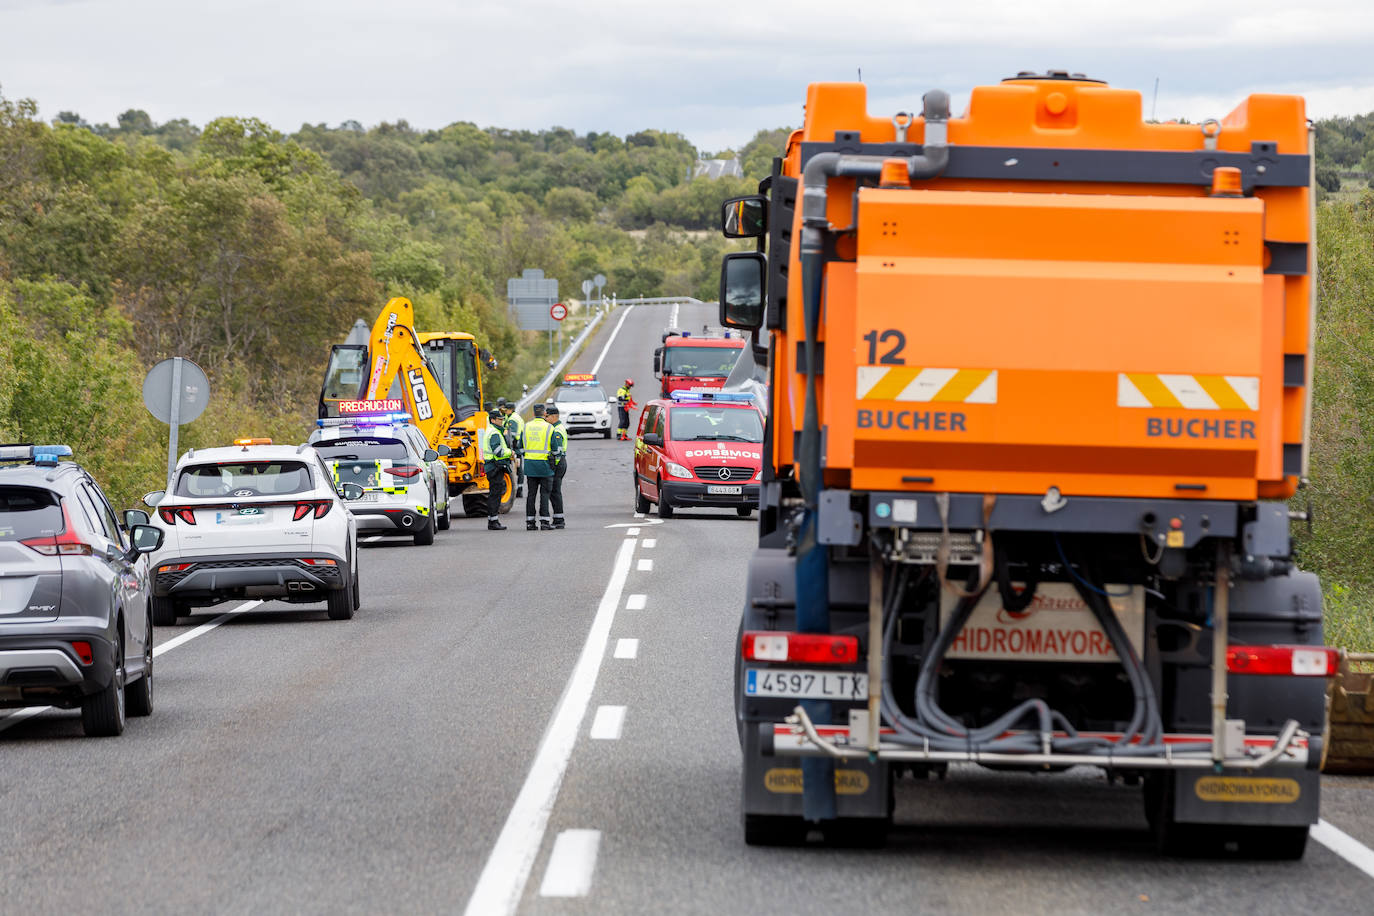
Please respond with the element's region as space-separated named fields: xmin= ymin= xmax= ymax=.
xmin=339 ymin=399 xmax=404 ymax=414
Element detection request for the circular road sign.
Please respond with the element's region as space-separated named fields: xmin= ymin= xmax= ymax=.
xmin=593 ymin=273 xmax=606 ymax=289
xmin=142 ymin=357 xmax=211 ymax=425
xmin=550 ymin=302 xmax=568 ymax=321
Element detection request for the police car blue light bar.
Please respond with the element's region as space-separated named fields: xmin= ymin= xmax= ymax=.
xmin=317 ymin=413 xmax=411 ymax=428
xmin=0 ymin=444 xmax=73 ymax=464
xmin=669 ymin=389 xmax=755 ymax=403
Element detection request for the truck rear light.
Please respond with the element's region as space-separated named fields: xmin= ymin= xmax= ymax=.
xmin=384 ymin=465 xmax=421 ymax=478
xmin=69 ymin=641 xmax=94 ymax=665
xmin=1226 ymin=645 xmax=1338 ymax=677
xmin=742 ymin=630 xmax=859 ymax=665
xmin=22 ymin=505 xmax=93 ymax=556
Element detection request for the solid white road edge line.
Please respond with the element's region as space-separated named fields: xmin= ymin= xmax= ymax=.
xmin=0 ymin=599 xmax=263 ymax=735
xmin=669 ymin=301 xmax=680 ymax=329
xmin=538 ymin=829 xmax=602 ymax=898
xmin=1313 ymin=819 xmax=1374 ymax=879
xmin=589 ymin=705 xmax=626 ymax=740
xmin=590 ymin=304 xmax=636 ymax=375
xmin=462 ymin=537 xmax=637 ymax=916
xmin=614 ymin=638 xmax=639 ymax=659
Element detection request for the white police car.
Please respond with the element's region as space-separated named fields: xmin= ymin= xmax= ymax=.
xmin=307 ymin=415 xmax=451 ymax=544
xmin=552 ymin=374 xmax=614 ymax=438
xmin=146 ymin=439 xmax=362 ymax=624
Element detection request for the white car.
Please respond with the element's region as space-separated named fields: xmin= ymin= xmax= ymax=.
xmin=307 ymin=418 xmax=451 ymax=544
xmin=146 ymin=440 xmax=362 ymax=624
xmin=552 ymin=376 xmax=614 ymax=438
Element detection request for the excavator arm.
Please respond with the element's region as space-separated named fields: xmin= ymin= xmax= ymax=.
xmin=319 ymin=297 xmax=456 ymax=447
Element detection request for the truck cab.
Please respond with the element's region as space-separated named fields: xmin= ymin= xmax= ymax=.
xmin=653 ymin=332 xmax=746 ymax=397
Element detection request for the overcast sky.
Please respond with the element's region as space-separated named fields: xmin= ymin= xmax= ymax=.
xmin=2 ymin=0 xmax=1372 ymax=152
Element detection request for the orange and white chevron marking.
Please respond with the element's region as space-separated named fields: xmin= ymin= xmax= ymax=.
xmin=1117 ymin=373 xmax=1259 ymax=411
xmin=856 ymin=367 xmax=997 ymax=403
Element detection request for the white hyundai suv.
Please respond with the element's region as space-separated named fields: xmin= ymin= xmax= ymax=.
xmin=146 ymin=440 xmax=361 ymax=624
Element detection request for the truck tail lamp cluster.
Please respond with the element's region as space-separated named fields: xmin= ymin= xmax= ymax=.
xmin=742 ymin=631 xmax=859 ymax=665
xmin=1226 ymin=645 xmax=1338 ymax=677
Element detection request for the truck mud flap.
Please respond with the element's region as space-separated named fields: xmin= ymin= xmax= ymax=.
xmin=1172 ymin=769 xmax=1319 ymax=827
xmin=741 ymin=721 xmax=889 ymax=820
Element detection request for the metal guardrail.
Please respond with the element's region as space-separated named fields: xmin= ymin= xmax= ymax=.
xmin=514 ymin=311 xmax=606 ymax=415
xmin=612 ymin=296 xmax=718 ymax=308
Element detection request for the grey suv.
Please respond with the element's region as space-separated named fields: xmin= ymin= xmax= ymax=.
xmin=0 ymin=445 xmax=164 ymax=736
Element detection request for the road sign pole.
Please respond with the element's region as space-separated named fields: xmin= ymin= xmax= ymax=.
xmin=167 ymin=357 xmax=183 ymax=486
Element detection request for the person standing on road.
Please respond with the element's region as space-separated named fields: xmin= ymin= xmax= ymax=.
xmin=616 ymin=378 xmax=637 ymax=441
xmin=547 ymin=404 xmax=568 ymax=529
xmin=501 ymin=401 xmax=526 ymax=497
xmin=521 ymin=407 xmax=565 ymax=530
xmin=481 ymin=405 xmax=512 ymax=531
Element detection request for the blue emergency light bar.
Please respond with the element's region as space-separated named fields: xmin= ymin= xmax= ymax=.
xmin=669 ymin=389 xmax=754 ymax=403
xmin=0 ymin=444 xmax=74 ymax=466
xmin=316 ymin=413 xmax=411 ymax=428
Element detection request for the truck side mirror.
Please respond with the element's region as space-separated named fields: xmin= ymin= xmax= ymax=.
xmin=653 ymin=348 xmax=662 ymax=376
xmin=721 ymin=195 xmax=767 ymax=238
xmin=719 ymin=252 xmax=766 ymax=331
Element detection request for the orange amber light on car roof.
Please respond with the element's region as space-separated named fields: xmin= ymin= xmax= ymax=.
xmin=233 ymin=438 xmax=273 ymax=446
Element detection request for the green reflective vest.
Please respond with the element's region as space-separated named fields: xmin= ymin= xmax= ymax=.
xmin=480 ymin=425 xmax=511 ymax=461
xmin=522 ymin=419 xmax=554 ymax=462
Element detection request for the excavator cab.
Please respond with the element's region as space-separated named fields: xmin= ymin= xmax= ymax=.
xmin=318 ymin=344 xmax=370 ymax=418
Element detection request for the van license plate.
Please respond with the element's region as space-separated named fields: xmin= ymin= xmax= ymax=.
xmin=707 ymin=485 xmax=742 ymax=495
xmin=745 ymin=668 xmax=868 ymax=700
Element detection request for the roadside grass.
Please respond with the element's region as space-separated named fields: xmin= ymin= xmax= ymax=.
xmin=1323 ymin=581 xmax=1374 ymax=653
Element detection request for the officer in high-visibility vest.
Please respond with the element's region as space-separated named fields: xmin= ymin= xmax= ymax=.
xmin=546 ymin=404 xmax=569 ymax=529
xmin=616 ymin=378 xmax=637 ymax=440
xmin=520 ymin=408 xmax=565 ymax=530
xmin=501 ymin=401 xmax=526 ymax=497
xmin=481 ymin=404 xmax=513 ymax=530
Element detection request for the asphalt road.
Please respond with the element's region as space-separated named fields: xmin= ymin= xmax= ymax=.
xmin=4 ymin=301 xmax=1374 ymax=915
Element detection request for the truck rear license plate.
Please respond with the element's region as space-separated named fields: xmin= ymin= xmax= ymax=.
xmin=745 ymin=668 xmax=867 ymax=700
xmin=707 ymin=485 xmax=742 ymax=495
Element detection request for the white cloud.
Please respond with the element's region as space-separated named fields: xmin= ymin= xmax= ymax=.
xmin=1 ymin=0 xmax=1372 ymax=150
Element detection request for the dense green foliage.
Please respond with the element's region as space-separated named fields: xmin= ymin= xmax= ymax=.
xmin=1315 ymin=113 xmax=1374 ymax=195
xmin=0 ymin=87 xmax=775 ymax=509
xmin=1297 ymin=192 xmax=1374 ymax=648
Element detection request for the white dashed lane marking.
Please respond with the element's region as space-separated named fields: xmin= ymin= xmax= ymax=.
xmin=642 ymin=538 xmax=656 ymax=549
xmin=626 ymin=527 xmax=640 ymax=536
xmin=625 ymin=594 xmax=646 ymax=610
xmin=589 ymin=705 xmax=626 ymax=740
xmin=614 ymin=638 xmax=639 ymax=659
xmin=637 ymin=558 xmax=653 ymax=572
xmin=538 ymin=829 xmax=601 ymax=898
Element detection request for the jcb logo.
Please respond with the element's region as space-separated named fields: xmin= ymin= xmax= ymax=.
xmin=408 ymin=369 xmax=433 ymax=420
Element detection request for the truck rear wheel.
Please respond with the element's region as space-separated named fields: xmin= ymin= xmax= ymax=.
xmin=462 ymin=493 xmax=488 ymax=517
xmin=743 ymin=813 xmax=808 ymax=847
